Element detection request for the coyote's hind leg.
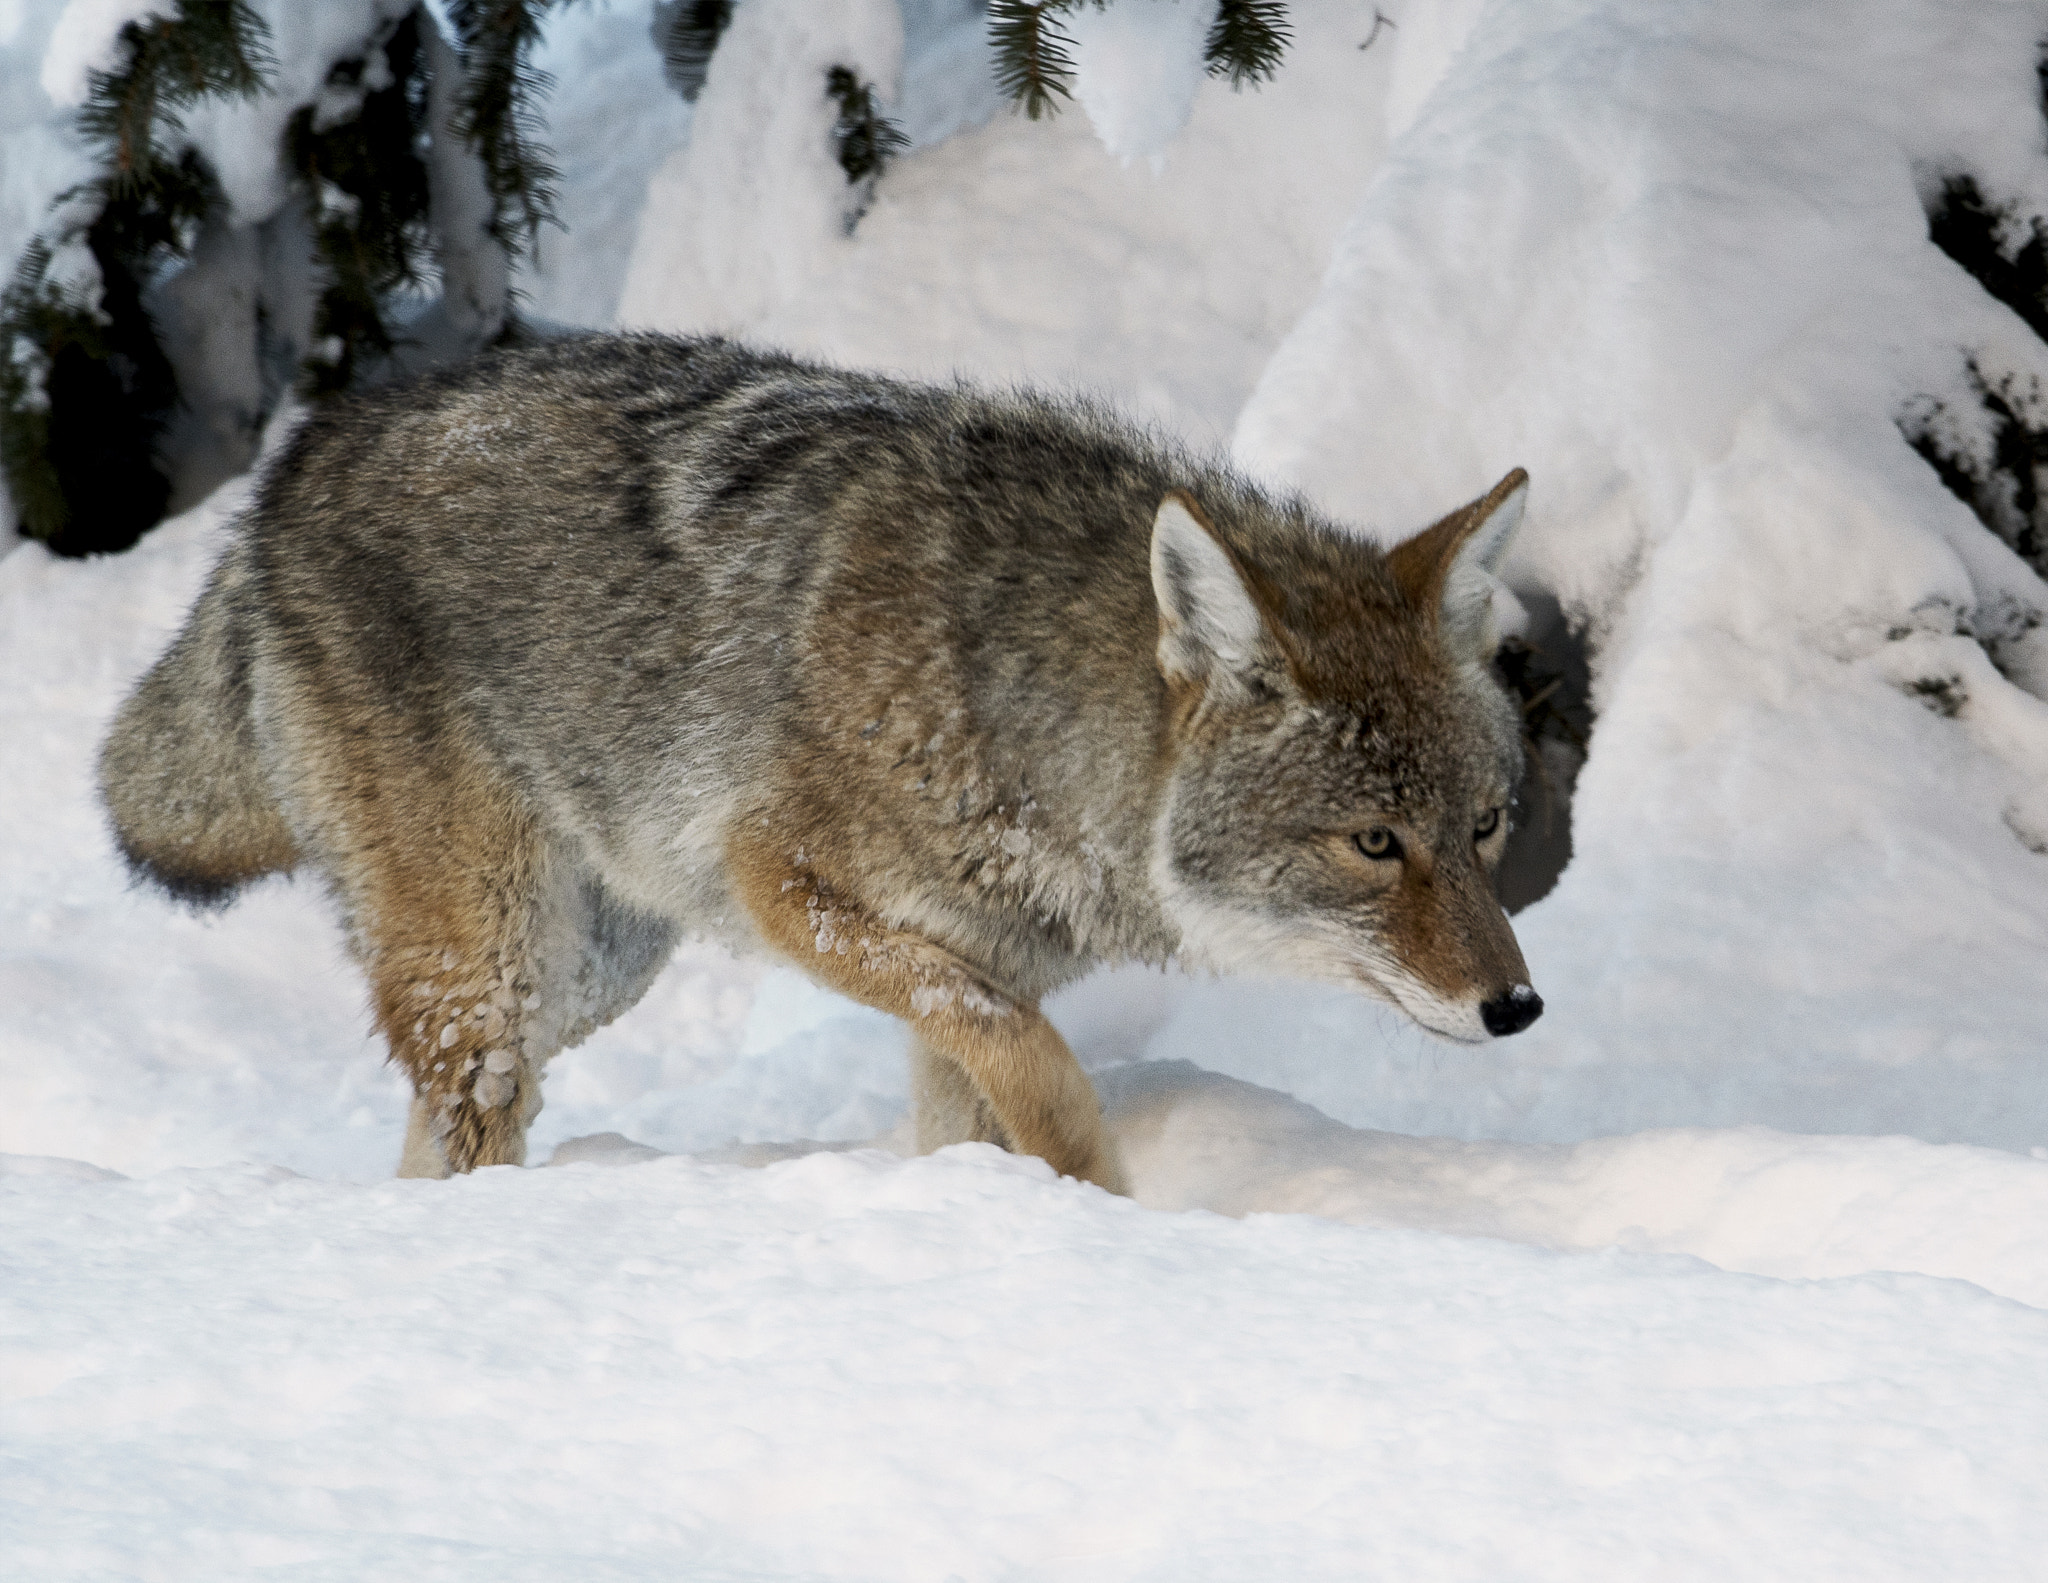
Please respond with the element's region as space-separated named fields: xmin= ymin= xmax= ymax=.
xmin=281 ymin=719 xmax=573 ymax=1176
xmin=387 ymin=868 xmax=677 ymax=1176
xmin=356 ymin=795 xmax=557 ymax=1178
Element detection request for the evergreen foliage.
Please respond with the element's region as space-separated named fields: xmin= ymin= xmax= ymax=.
xmin=76 ymin=1 xmax=273 ymax=196
xmin=988 ymin=0 xmax=1083 ymax=121
xmin=1 ymin=0 xmax=574 ymax=552
xmin=0 ymin=243 xmax=89 ymax=547
xmin=1204 ymin=0 xmax=1291 ymax=88
xmin=655 ymin=0 xmax=733 ymax=102
xmin=1903 ymin=173 xmax=2048 ymax=580
xmin=987 ymin=1 xmax=1293 ymax=120
xmin=1 ymin=0 xmax=270 ymax=554
xmin=448 ymin=0 xmax=564 ymax=255
xmin=288 ymin=14 xmax=436 ymax=395
xmin=1926 ymin=174 xmax=2048 ymax=344
xmin=827 ymin=66 xmax=910 ymax=185
xmin=1904 ymin=359 xmax=2048 ymax=579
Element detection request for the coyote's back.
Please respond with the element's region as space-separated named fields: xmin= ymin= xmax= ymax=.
xmin=101 ymin=333 xmax=1542 ymax=1186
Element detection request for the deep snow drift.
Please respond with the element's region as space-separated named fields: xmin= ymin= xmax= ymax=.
xmin=5 ymin=0 xmax=2048 ymax=1578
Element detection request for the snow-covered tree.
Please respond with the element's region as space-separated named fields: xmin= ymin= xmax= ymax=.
xmin=0 ymin=0 xmax=1299 ymax=556
xmin=1 ymin=0 xmax=546 ymax=553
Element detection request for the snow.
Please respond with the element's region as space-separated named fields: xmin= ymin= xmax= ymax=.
xmin=36 ymin=0 xmax=173 ymax=106
xmin=6 ymin=0 xmax=2048 ymax=1574
xmin=1065 ymin=0 xmax=1219 ymax=163
xmin=621 ymin=0 xmax=1397 ymax=447
xmin=510 ymin=2 xmax=695 ymax=329
xmin=9 ymin=1143 xmax=2048 ymax=1581
xmin=617 ymin=0 xmax=909 ymax=333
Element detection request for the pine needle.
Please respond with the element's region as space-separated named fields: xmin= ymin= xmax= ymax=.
xmin=988 ymin=0 xmax=1083 ymax=121
xmin=827 ymin=66 xmax=910 ymax=185
xmin=1205 ymin=0 xmax=1291 ymax=89
xmin=660 ymin=0 xmax=732 ymax=102
xmin=448 ymin=0 xmax=563 ymax=256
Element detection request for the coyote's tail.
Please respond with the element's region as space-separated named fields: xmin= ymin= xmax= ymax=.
xmin=98 ymin=539 xmax=298 ymax=906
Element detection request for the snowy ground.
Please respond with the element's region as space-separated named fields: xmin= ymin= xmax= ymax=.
xmin=10 ymin=1142 xmax=2048 ymax=1582
xmin=7 ymin=0 xmax=2048 ymax=1578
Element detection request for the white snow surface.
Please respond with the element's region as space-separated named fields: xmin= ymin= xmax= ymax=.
xmin=617 ymin=0 xmax=909 ymax=337
xmin=621 ymin=0 xmax=1396 ymax=447
xmin=7 ymin=0 xmax=2048 ymax=1575
xmin=9 ymin=1140 xmax=2048 ymax=1582
xmin=1064 ymin=0 xmax=1219 ymax=163
xmin=509 ymin=2 xmax=695 ymax=329
xmin=35 ymin=0 xmax=172 ymax=105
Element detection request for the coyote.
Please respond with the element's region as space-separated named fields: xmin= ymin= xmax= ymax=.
xmin=100 ymin=335 xmax=1542 ymax=1190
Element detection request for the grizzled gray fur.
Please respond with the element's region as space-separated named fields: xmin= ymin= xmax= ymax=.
xmin=101 ymin=333 xmax=1541 ymax=1187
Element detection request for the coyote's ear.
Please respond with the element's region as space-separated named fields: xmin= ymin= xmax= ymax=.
xmin=1151 ymin=491 xmax=1275 ymax=687
xmin=1386 ymin=468 xmax=1529 ymax=660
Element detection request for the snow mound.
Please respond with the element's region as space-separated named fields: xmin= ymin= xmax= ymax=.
xmin=1103 ymin=1062 xmax=2048 ymax=1307
xmin=1230 ymin=0 xmax=2048 ymax=1106
xmin=620 ymin=0 xmax=1395 ymax=447
xmin=616 ymin=0 xmax=906 ymax=332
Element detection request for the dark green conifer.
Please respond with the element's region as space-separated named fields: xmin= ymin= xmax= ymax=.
xmin=1 ymin=0 xmax=270 ymax=553
xmin=656 ymin=0 xmax=734 ymax=101
xmin=1205 ymin=0 xmax=1290 ymax=87
xmin=827 ymin=66 xmax=911 ymax=185
xmin=988 ymin=0 xmax=1084 ymax=120
xmin=988 ymin=1 xmax=1293 ymax=120
xmin=76 ymin=0 xmax=272 ymax=195
xmin=288 ymin=13 xmax=436 ymax=395
xmin=448 ymin=0 xmax=563 ymax=255
xmin=0 ymin=243 xmax=89 ymax=548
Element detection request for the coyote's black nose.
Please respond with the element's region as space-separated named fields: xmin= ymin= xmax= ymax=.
xmin=1481 ymin=986 xmax=1543 ymax=1038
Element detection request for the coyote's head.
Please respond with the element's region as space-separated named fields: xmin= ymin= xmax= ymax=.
xmin=1147 ymin=470 xmax=1542 ymax=1042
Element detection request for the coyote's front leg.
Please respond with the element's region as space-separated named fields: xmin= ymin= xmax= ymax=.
xmin=908 ymin=1034 xmax=1009 ymax=1154
xmin=728 ymin=832 xmax=1126 ymax=1194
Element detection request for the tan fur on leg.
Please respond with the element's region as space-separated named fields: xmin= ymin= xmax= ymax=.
xmin=398 ymin=1094 xmax=451 ymax=1179
xmin=909 ymin=1033 xmax=1009 ymax=1154
xmin=280 ymin=710 xmax=555 ymax=1175
xmin=730 ymin=833 xmax=1126 ymax=1193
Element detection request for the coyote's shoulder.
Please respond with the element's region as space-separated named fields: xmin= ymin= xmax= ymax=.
xmin=102 ymin=333 xmax=1541 ymax=1188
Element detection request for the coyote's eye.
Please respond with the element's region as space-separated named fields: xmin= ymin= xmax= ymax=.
xmin=1474 ymin=808 xmax=1502 ymax=841
xmin=1354 ymin=827 xmax=1401 ymax=861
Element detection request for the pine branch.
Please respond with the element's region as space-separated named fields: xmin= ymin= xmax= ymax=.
xmin=1205 ymin=0 xmax=1291 ymax=88
xmin=0 ymin=243 xmax=88 ymax=543
xmin=448 ymin=0 xmax=563 ymax=256
xmin=5 ymin=2 xmax=266 ymax=551
xmin=826 ymin=66 xmax=909 ymax=186
xmin=77 ymin=0 xmax=272 ymax=196
xmin=659 ymin=0 xmax=732 ymax=102
xmin=288 ymin=12 xmax=435 ymax=395
xmin=988 ymin=0 xmax=1085 ymax=121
